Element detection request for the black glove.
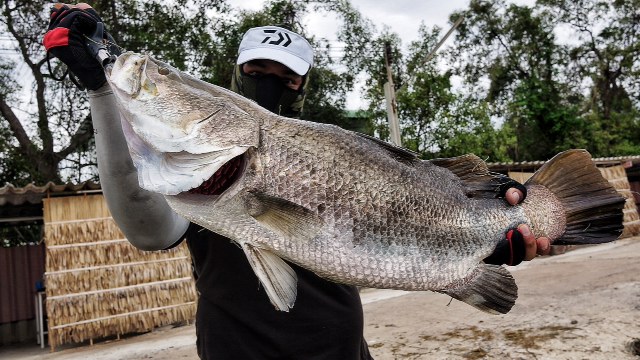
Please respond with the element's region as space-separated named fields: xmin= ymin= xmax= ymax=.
xmin=43 ymin=3 xmax=119 ymax=90
xmin=484 ymin=228 xmax=527 ymax=266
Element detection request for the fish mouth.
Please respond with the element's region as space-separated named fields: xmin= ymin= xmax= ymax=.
xmin=109 ymin=52 xmax=153 ymax=98
xmin=187 ymin=154 xmax=245 ymax=195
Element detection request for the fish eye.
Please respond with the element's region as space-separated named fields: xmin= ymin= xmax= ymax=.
xmin=158 ymin=67 xmax=170 ymax=75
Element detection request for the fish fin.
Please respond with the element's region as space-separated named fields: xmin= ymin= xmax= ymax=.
xmin=441 ymin=263 xmax=517 ymax=314
xmin=247 ymin=192 xmax=324 ymax=241
xmin=242 ymin=244 xmax=298 ymax=311
xmin=431 ymin=154 xmax=515 ymax=199
xmin=354 ymin=132 xmax=419 ymax=164
xmin=525 ymin=149 xmax=625 ymax=245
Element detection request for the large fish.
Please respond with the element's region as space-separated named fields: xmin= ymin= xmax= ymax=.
xmin=107 ymin=52 xmax=625 ymax=314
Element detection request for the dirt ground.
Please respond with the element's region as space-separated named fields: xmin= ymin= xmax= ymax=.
xmin=3 ymin=236 xmax=640 ymax=360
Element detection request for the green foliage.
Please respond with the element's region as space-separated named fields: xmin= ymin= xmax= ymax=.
xmin=504 ymin=75 xmax=587 ymax=159
xmin=538 ymin=0 xmax=640 ymax=156
xmin=0 ymin=224 xmax=42 ymax=247
xmin=448 ymin=0 xmax=572 ymax=160
xmin=428 ymin=99 xmax=513 ymax=162
xmin=0 ymin=0 xmax=381 ymax=188
xmin=0 ymin=1 xmax=225 ymax=186
xmin=300 ymin=0 xmax=377 ymax=133
xmin=359 ymin=23 xmax=510 ymax=161
xmin=449 ymin=0 xmax=639 ymax=160
xmin=90 ymin=0 xmax=228 ymax=83
xmin=0 ymin=123 xmax=30 ymax=186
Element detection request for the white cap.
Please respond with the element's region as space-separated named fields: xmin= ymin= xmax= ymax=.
xmin=237 ymin=26 xmax=314 ymax=76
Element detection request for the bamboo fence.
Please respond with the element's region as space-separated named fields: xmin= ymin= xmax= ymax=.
xmin=599 ymin=165 xmax=640 ymax=238
xmin=43 ymin=195 xmax=197 ymax=351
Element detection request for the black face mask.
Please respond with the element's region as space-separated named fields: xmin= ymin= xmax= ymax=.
xmin=239 ymin=72 xmax=302 ymax=115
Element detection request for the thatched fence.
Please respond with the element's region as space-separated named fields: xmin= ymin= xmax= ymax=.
xmin=43 ymin=195 xmax=196 ymax=351
xmin=599 ymin=165 xmax=640 ymax=237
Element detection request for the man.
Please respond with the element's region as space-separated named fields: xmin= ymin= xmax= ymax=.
xmin=44 ymin=4 xmax=549 ymax=359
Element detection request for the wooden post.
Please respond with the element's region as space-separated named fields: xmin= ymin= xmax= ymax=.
xmin=383 ymin=42 xmax=402 ymax=147
xmin=420 ymin=16 xmax=464 ymax=65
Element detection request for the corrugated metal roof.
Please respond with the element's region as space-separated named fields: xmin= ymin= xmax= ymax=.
xmin=0 ymin=181 xmax=102 ymax=226
xmin=487 ymin=155 xmax=640 ymax=173
xmin=0 ymin=181 xmax=102 ymax=207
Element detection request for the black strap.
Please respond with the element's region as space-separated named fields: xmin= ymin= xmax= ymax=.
xmin=46 ymin=51 xmax=70 ymax=82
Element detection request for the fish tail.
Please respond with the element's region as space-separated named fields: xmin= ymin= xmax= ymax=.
xmin=524 ymin=149 xmax=625 ymax=245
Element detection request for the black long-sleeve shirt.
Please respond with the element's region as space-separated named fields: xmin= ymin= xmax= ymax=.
xmin=183 ymin=223 xmax=373 ymax=359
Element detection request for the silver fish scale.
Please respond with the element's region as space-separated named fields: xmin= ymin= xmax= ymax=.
xmin=251 ymin=117 xmax=524 ymax=290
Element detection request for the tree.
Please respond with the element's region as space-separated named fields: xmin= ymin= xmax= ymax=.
xmin=539 ymin=0 xmax=640 ymax=156
xmin=1 ymin=2 xmax=87 ymax=185
xmin=5 ymin=0 xmax=636 ymax=189
xmin=400 ymin=24 xmax=512 ymax=160
xmin=0 ymin=0 xmax=226 ymax=187
xmin=353 ymin=22 xmax=510 ymax=161
xmin=0 ymin=0 xmax=382 ymax=187
xmin=448 ymin=0 xmax=591 ymax=161
xmin=296 ymin=0 xmax=377 ymax=132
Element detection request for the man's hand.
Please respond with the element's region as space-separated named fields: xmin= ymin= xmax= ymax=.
xmin=505 ymin=188 xmax=551 ymax=261
xmin=484 ymin=187 xmax=551 ymax=266
xmin=43 ymin=3 xmax=118 ymax=90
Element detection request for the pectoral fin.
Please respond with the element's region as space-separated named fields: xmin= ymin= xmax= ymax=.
xmin=440 ymin=263 xmax=517 ymax=314
xmin=246 ymin=192 xmax=324 ymax=242
xmin=243 ymin=243 xmax=298 ymax=311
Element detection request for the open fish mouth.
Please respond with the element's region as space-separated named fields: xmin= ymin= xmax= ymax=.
xmin=109 ymin=52 xmax=149 ymax=98
xmin=187 ymin=154 xmax=245 ymax=195
xmin=109 ymin=52 xmax=261 ymax=196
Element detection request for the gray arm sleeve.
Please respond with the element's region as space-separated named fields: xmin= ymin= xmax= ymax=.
xmin=89 ymin=84 xmax=190 ymax=250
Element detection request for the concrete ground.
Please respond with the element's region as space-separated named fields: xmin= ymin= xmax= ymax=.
xmin=2 ymin=236 xmax=640 ymax=359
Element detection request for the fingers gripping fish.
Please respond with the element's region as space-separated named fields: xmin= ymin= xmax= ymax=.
xmin=107 ymin=52 xmax=625 ymax=314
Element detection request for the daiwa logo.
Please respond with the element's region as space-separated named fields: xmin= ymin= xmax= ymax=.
xmin=261 ymin=29 xmax=292 ymax=47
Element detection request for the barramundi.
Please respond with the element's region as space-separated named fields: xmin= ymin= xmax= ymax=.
xmin=107 ymin=52 xmax=625 ymax=314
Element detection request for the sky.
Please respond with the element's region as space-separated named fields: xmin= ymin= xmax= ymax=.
xmin=229 ymin=0 xmax=474 ymax=43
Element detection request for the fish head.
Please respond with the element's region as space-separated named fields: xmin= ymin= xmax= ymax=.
xmin=107 ymin=52 xmax=261 ymax=195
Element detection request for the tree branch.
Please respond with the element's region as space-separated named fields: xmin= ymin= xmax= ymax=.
xmin=0 ymin=92 xmax=36 ymax=158
xmin=56 ymin=113 xmax=94 ymax=159
xmin=3 ymin=2 xmax=54 ymax=154
xmin=495 ymin=33 xmax=531 ymax=79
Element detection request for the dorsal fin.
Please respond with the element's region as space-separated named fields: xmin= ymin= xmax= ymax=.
xmin=430 ymin=154 xmax=515 ymax=199
xmin=354 ymin=132 xmax=418 ymax=164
